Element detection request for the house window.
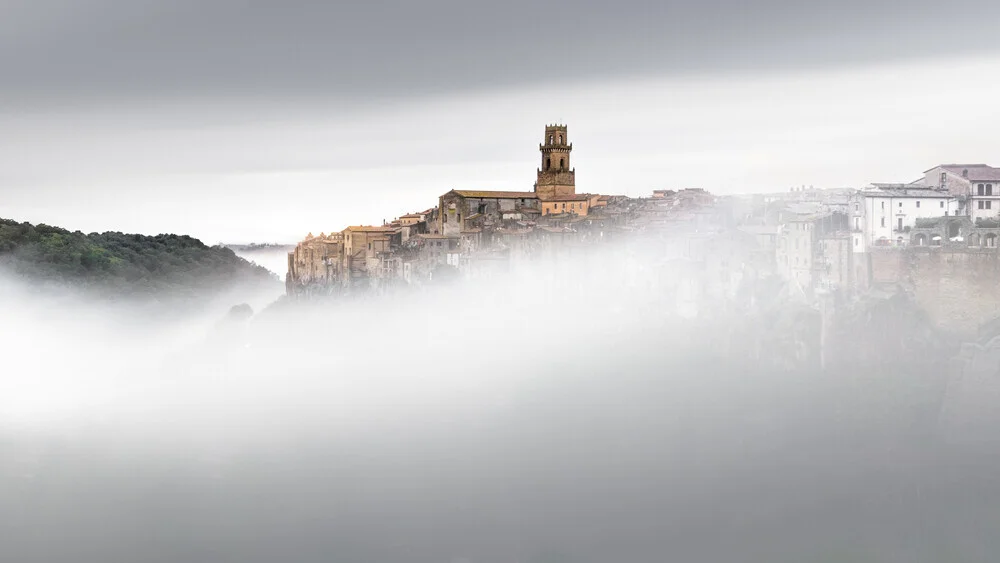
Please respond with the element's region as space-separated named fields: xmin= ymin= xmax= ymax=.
xmin=988 ymin=201 xmax=994 ymax=210
xmin=881 ymin=201 xmax=885 ymax=210
xmin=941 ymin=172 xmax=947 ymax=186
xmin=916 ymin=201 xmax=921 ymax=208
xmin=989 ymin=184 xmax=995 ymax=196
xmin=940 ymin=201 xmax=945 ymax=208
xmin=898 ymin=201 xmax=903 ymax=208
xmin=854 ymin=203 xmax=859 ymax=212
xmin=978 ymin=184 xmax=986 ymax=196
xmin=897 ymin=218 xmax=903 ymax=231
xmin=979 ymin=201 xmax=985 ymax=209
xmin=881 ymin=218 xmax=885 ymax=227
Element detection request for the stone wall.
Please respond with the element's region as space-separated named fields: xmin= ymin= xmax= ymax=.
xmin=871 ymin=248 xmax=1000 ymax=333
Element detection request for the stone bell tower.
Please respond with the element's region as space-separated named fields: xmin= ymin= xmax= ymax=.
xmin=534 ymin=124 xmax=576 ymax=200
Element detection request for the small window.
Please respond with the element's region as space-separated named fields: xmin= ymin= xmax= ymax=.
xmin=988 ymin=201 xmax=994 ymax=210
xmin=916 ymin=201 xmax=921 ymax=208
xmin=881 ymin=201 xmax=885 ymax=210
xmin=940 ymin=201 xmax=945 ymax=208
xmin=979 ymin=184 xmax=986 ymax=196
xmin=989 ymin=184 xmax=995 ymax=196
xmin=979 ymin=201 xmax=985 ymax=209
xmin=881 ymin=218 xmax=885 ymax=227
xmin=898 ymin=201 xmax=903 ymax=208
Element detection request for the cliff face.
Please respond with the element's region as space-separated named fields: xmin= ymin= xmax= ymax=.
xmin=871 ymin=248 xmax=1000 ymax=335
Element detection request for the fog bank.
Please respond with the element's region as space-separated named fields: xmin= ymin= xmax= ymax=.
xmin=1 ymin=244 xmax=997 ymax=563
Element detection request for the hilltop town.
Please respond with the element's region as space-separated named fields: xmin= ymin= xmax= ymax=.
xmin=285 ymin=124 xmax=1000 ymax=338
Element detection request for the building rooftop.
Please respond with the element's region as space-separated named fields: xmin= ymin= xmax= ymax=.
xmin=865 ymin=184 xmax=954 ymax=198
xmin=450 ymin=190 xmax=538 ymax=199
xmin=344 ymin=226 xmax=397 ymax=232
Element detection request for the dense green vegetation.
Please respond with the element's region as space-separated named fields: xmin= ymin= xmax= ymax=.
xmin=0 ymin=218 xmax=279 ymax=301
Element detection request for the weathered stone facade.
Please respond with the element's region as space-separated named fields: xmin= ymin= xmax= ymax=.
xmin=438 ymin=190 xmax=539 ymax=237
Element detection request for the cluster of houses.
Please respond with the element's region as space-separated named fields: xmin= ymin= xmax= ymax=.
xmin=286 ymin=124 xmax=1000 ymax=307
xmin=285 ymin=125 xmax=718 ymax=296
xmin=729 ymin=163 xmax=1000 ymax=299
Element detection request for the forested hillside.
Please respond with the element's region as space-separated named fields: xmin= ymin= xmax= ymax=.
xmin=0 ymin=218 xmax=280 ymax=302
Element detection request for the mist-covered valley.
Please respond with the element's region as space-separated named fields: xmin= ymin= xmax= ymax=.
xmin=3 ymin=238 xmax=999 ymax=563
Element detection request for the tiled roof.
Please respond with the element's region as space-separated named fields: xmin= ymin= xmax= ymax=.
xmin=451 ymin=190 xmax=538 ymax=199
xmin=931 ymin=164 xmax=1000 ymax=182
xmin=924 ymin=163 xmax=989 ymax=173
xmin=866 ymin=185 xmax=954 ymax=198
xmin=344 ymin=226 xmax=397 ymax=232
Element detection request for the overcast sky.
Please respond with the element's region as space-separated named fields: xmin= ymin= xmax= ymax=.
xmin=4 ymin=0 xmax=1000 ymax=243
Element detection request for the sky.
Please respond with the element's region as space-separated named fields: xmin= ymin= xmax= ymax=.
xmin=4 ymin=0 xmax=1000 ymax=243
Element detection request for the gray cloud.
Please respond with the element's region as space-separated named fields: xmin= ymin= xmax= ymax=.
xmin=3 ymin=0 xmax=998 ymax=109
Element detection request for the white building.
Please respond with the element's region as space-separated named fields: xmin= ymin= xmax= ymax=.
xmin=923 ymin=164 xmax=1000 ymax=224
xmin=855 ymin=183 xmax=960 ymax=248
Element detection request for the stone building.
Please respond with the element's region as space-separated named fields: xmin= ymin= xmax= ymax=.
xmin=285 ymin=232 xmax=345 ymax=294
xmin=534 ymin=124 xmax=576 ymax=200
xmin=776 ymin=210 xmax=850 ymax=295
xmin=438 ymin=190 xmax=539 ymax=236
xmin=341 ymin=225 xmax=397 ymax=284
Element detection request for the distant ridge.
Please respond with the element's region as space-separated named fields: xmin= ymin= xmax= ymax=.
xmin=0 ymin=218 xmax=281 ymax=303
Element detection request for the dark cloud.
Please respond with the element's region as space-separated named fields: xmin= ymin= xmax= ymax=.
xmin=3 ymin=0 xmax=998 ymax=109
